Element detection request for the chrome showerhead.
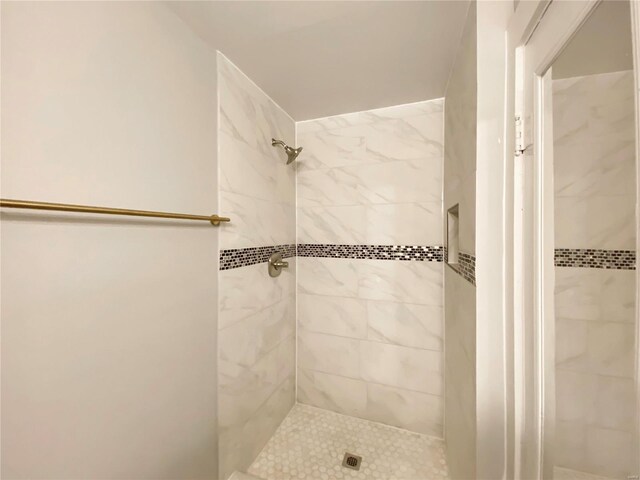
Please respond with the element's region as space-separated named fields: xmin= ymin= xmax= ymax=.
xmin=272 ymin=138 xmax=302 ymax=164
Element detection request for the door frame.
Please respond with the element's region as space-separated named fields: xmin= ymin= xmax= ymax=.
xmin=504 ymin=1 xmax=630 ymax=478
xmin=632 ymin=0 xmax=640 ymax=475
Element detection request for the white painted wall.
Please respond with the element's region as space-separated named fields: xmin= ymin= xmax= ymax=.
xmin=1 ymin=3 xmax=219 ymax=478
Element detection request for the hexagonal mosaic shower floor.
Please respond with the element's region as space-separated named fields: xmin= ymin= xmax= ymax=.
xmin=248 ymin=403 xmax=450 ymax=480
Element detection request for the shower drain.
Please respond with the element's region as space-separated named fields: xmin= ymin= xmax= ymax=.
xmin=342 ymin=452 xmax=362 ymax=471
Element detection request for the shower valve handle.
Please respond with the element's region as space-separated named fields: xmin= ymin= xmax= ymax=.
xmin=268 ymin=252 xmax=288 ymax=277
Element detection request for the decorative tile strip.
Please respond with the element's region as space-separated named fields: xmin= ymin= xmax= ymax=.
xmin=444 ymin=247 xmax=476 ymax=286
xmin=297 ymin=244 xmax=443 ymax=262
xmin=554 ymin=248 xmax=636 ymax=270
xmin=220 ymin=244 xmax=296 ymax=271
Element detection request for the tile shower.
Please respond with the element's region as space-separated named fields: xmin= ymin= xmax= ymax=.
xmin=216 ymin=54 xmax=452 ymax=478
xmin=214 ymin=5 xmax=638 ymax=479
xmin=214 ymin=4 xmax=495 ymax=479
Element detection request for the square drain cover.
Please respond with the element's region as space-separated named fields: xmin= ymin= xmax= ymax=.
xmin=342 ymin=452 xmax=362 ymax=471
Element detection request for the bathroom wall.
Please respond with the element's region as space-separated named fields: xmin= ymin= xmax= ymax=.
xmin=216 ymin=53 xmax=297 ymax=480
xmin=1 ymin=3 xmax=219 ymax=479
xmin=443 ymin=3 xmax=477 ymax=479
xmin=552 ymin=70 xmax=637 ymax=478
xmin=295 ymin=100 xmax=445 ymax=436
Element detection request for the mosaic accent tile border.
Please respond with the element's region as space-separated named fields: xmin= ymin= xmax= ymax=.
xmin=445 ymin=250 xmax=476 ymax=286
xmin=554 ymin=248 xmax=636 ymax=270
xmin=220 ymin=244 xmax=296 ymax=270
xmin=297 ymin=243 xmax=443 ymax=262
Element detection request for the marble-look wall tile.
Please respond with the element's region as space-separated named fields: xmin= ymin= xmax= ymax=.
xmin=554 ymin=136 xmax=635 ymax=198
xmin=218 ymin=52 xmax=295 ymax=251
xmin=553 ymin=72 xmax=634 ymax=148
xmin=298 ymin=202 xmax=442 ymax=246
xmin=220 ymin=191 xmax=295 ymax=250
xmin=556 ymin=420 xmax=588 ymax=471
xmin=360 ymin=341 xmax=442 ymax=395
xmin=297 ymin=360 xmax=444 ymax=436
xmin=555 ymin=268 xmax=635 ymax=323
xmin=297 ymin=158 xmax=441 ymax=208
xmin=298 ymin=293 xmax=367 ymax=339
xmin=219 ymin=131 xmax=295 ymax=205
xmin=217 ymin=52 xmax=296 ymax=480
xmin=358 ymin=260 xmax=443 ymax=305
xmin=365 ymin=115 xmax=443 ymax=162
xmin=219 ymin=52 xmax=294 ymax=157
xmin=295 ymin=125 xmax=369 ymax=171
xmin=365 ymin=202 xmax=443 ymax=246
xmin=297 ymin=257 xmax=359 ymax=297
xmin=367 ymin=301 xmax=443 ymax=351
xmin=218 ymin=335 xmax=295 ymax=431
xmin=556 ymin=318 xmax=635 ymax=379
xmin=219 ymin=260 xmax=295 ymax=330
xmin=219 ymin=377 xmax=295 ymax=480
xmin=553 ymin=70 xmax=635 ymax=252
xmin=297 ymin=100 xmax=443 ymax=171
xmin=554 ymin=194 xmax=635 ymax=250
xmin=444 ymin=265 xmax=477 ymax=480
xmin=442 ymin=9 xmax=478 ymax=475
xmin=298 ymin=257 xmax=442 ymax=306
xmin=366 ymin=383 xmax=443 ymax=437
xmin=296 ymin=99 xmax=443 ymax=134
xmin=219 ymin=296 xmax=295 ymax=368
xmin=298 ymin=330 xmax=360 ymax=379
xmin=584 ymin=425 xmax=635 ymax=478
xmin=297 ymin=368 xmax=368 ymax=418
xmin=556 ymin=370 xmax=636 ymax=432
xmin=297 ymin=205 xmax=367 ymax=245
xmin=443 ymin=5 xmax=478 ymax=469
xmin=552 ymin=70 xmax=637 ymax=479
xmin=295 ymin=99 xmax=445 ymax=438
xmin=556 ymin=419 xmax=636 ymax=479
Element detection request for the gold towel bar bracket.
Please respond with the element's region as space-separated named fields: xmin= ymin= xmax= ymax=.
xmin=0 ymin=198 xmax=230 ymax=226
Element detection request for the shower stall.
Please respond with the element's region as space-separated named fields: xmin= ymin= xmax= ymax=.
xmin=216 ymin=49 xmax=450 ymax=479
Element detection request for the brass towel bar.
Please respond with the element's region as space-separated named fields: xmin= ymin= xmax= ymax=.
xmin=0 ymin=198 xmax=230 ymax=226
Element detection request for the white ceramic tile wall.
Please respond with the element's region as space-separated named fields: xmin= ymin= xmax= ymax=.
xmin=295 ymin=99 xmax=445 ymax=438
xmin=217 ymin=53 xmax=296 ymax=480
xmin=552 ymin=71 xmax=637 ymax=479
xmin=442 ymin=3 xmax=477 ymax=480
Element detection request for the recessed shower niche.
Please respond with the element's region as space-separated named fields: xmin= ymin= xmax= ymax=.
xmin=447 ymin=204 xmax=459 ymax=265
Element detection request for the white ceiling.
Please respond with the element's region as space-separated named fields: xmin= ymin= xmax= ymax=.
xmin=553 ymin=0 xmax=633 ymax=79
xmin=166 ymin=1 xmax=470 ymax=120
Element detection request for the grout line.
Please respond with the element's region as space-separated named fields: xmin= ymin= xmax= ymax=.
xmin=297 ymin=200 xmax=445 ymax=210
xmin=298 ymin=325 xmax=444 ymax=353
xmin=218 ymin=294 xmax=295 ymax=333
xmin=297 ymin=366 xmax=443 ymax=399
xmin=295 ymin=290 xmax=444 ymax=309
xmin=292 ymin=402 xmax=446 ymax=442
